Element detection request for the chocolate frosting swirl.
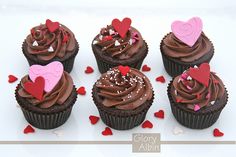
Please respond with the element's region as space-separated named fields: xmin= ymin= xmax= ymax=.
xmin=171 ymin=71 xmax=225 ymax=110
xmin=18 ymin=72 xmax=73 ymax=109
xmin=95 ymin=67 xmax=153 ymax=110
xmin=93 ymin=25 xmax=144 ymax=60
xmin=26 ymin=24 xmax=76 ymax=61
xmin=162 ymin=32 xmax=213 ymax=62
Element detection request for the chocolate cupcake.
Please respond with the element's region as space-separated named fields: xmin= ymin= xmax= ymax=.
xmin=92 ymin=17 xmax=148 ymax=73
xmin=22 ymin=19 xmax=79 ymax=73
xmin=15 ymin=61 xmax=77 ymax=129
xmin=167 ymin=63 xmax=228 ymax=129
xmin=92 ymin=66 xmax=154 ymax=130
xmin=160 ymin=17 xmax=214 ymax=77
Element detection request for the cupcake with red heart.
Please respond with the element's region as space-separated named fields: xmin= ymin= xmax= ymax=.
xmin=160 ymin=17 xmax=214 ymax=77
xmin=15 ymin=61 xmax=77 ymax=129
xmin=22 ymin=19 xmax=79 ymax=73
xmin=92 ymin=17 xmax=148 ymax=73
xmin=92 ymin=65 xmax=154 ymax=130
xmin=167 ymin=63 xmax=228 ymax=129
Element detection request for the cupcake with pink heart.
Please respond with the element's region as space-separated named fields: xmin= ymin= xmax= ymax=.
xmin=15 ymin=61 xmax=77 ymax=129
xmin=160 ymin=17 xmax=214 ymax=77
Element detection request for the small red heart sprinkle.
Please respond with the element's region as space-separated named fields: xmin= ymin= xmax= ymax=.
xmin=46 ymin=19 xmax=60 ymax=33
xmin=213 ymin=128 xmax=224 ymax=137
xmin=77 ymin=86 xmax=86 ymax=95
xmin=62 ymin=34 xmax=69 ymax=43
xmin=89 ymin=115 xmax=100 ymax=125
xmin=102 ymin=35 xmax=113 ymax=41
xmin=85 ymin=66 xmax=94 ymax=74
xmin=118 ymin=65 xmax=130 ymax=76
xmin=102 ymin=127 xmax=113 ymax=136
xmin=156 ymin=76 xmax=166 ymax=83
xmin=154 ymin=110 xmax=164 ymax=119
xmin=142 ymin=64 xmax=151 ymax=72
xmin=142 ymin=120 xmax=153 ymax=129
xmin=23 ymin=125 xmax=35 ymax=134
xmin=176 ymin=98 xmax=182 ymax=103
xmin=8 ymin=75 xmax=18 ymax=83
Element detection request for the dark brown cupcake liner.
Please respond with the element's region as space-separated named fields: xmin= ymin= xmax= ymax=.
xmin=160 ymin=33 xmax=214 ymax=77
xmin=92 ymin=85 xmax=154 ymax=130
xmin=15 ymin=85 xmax=77 ymax=129
xmin=167 ymin=81 xmax=228 ymax=129
xmin=22 ymin=40 xmax=79 ymax=73
xmin=92 ymin=40 xmax=148 ymax=74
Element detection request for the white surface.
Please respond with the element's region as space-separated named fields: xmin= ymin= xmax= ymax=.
xmin=0 ymin=0 xmax=236 ymax=156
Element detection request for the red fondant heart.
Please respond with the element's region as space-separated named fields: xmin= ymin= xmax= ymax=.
xmin=156 ymin=76 xmax=166 ymax=83
xmin=46 ymin=19 xmax=60 ymax=33
xmin=77 ymin=86 xmax=86 ymax=95
xmin=213 ymin=128 xmax=224 ymax=137
xmin=23 ymin=125 xmax=35 ymax=134
xmin=142 ymin=120 xmax=153 ymax=129
xmin=154 ymin=110 xmax=164 ymax=119
xmin=24 ymin=76 xmax=45 ymax=101
xmin=102 ymin=127 xmax=113 ymax=136
xmin=118 ymin=65 xmax=130 ymax=76
xmin=112 ymin=18 xmax=131 ymax=38
xmin=142 ymin=64 xmax=151 ymax=72
xmin=8 ymin=75 xmax=18 ymax=83
xmin=85 ymin=66 xmax=94 ymax=74
xmin=188 ymin=63 xmax=210 ymax=87
xmin=89 ymin=115 xmax=100 ymax=125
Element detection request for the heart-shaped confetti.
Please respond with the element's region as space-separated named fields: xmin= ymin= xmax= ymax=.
xmin=112 ymin=18 xmax=131 ymax=38
xmin=141 ymin=120 xmax=153 ymax=129
xmin=118 ymin=65 xmax=130 ymax=76
xmin=46 ymin=19 xmax=60 ymax=33
xmin=142 ymin=65 xmax=151 ymax=72
xmin=194 ymin=104 xmax=200 ymax=111
xmin=8 ymin=75 xmax=18 ymax=83
xmin=85 ymin=66 xmax=94 ymax=74
xmin=213 ymin=128 xmax=224 ymax=137
xmin=24 ymin=76 xmax=45 ymax=100
xmin=173 ymin=126 xmax=184 ymax=135
xmin=77 ymin=86 xmax=86 ymax=95
xmin=102 ymin=127 xmax=113 ymax=136
xmin=29 ymin=61 xmax=63 ymax=93
xmin=23 ymin=125 xmax=35 ymax=134
xmin=154 ymin=110 xmax=164 ymax=119
xmin=89 ymin=115 xmax=100 ymax=125
xmin=188 ymin=63 xmax=210 ymax=87
xmin=171 ymin=17 xmax=203 ymax=47
xmin=156 ymin=76 xmax=166 ymax=83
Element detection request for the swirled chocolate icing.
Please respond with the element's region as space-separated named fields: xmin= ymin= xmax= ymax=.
xmin=95 ymin=67 xmax=153 ymax=110
xmin=18 ymin=72 xmax=73 ymax=109
xmin=171 ymin=70 xmax=225 ymax=110
xmin=162 ymin=32 xmax=213 ymax=62
xmin=93 ymin=26 xmax=144 ymax=60
xmin=26 ymin=24 xmax=76 ymax=61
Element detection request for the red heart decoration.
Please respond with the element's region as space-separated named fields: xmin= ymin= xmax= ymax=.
xmin=102 ymin=127 xmax=113 ymax=136
xmin=156 ymin=76 xmax=166 ymax=83
xmin=154 ymin=110 xmax=164 ymax=119
xmin=213 ymin=128 xmax=224 ymax=137
xmin=77 ymin=86 xmax=86 ymax=95
xmin=85 ymin=66 xmax=94 ymax=74
xmin=46 ymin=19 xmax=60 ymax=33
xmin=112 ymin=18 xmax=131 ymax=38
xmin=23 ymin=125 xmax=35 ymax=134
xmin=142 ymin=65 xmax=151 ymax=72
xmin=89 ymin=115 xmax=100 ymax=125
xmin=188 ymin=63 xmax=210 ymax=87
xmin=141 ymin=120 xmax=153 ymax=129
xmin=24 ymin=76 xmax=45 ymax=101
xmin=118 ymin=65 xmax=130 ymax=76
xmin=8 ymin=75 xmax=18 ymax=83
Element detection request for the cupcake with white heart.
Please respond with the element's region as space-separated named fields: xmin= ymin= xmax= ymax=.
xmin=160 ymin=17 xmax=214 ymax=77
xmin=15 ymin=61 xmax=77 ymax=129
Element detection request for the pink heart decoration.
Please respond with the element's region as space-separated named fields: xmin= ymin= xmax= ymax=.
xmin=29 ymin=61 xmax=63 ymax=93
xmin=171 ymin=17 xmax=203 ymax=47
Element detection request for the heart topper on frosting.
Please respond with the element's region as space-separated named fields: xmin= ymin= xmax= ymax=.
xmin=112 ymin=17 xmax=132 ymax=38
xmin=171 ymin=17 xmax=203 ymax=47
xmin=46 ymin=19 xmax=60 ymax=33
xmin=29 ymin=61 xmax=64 ymax=93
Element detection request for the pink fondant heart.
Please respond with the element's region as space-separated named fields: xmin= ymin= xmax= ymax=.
xmin=171 ymin=17 xmax=203 ymax=47
xmin=29 ymin=61 xmax=63 ymax=93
